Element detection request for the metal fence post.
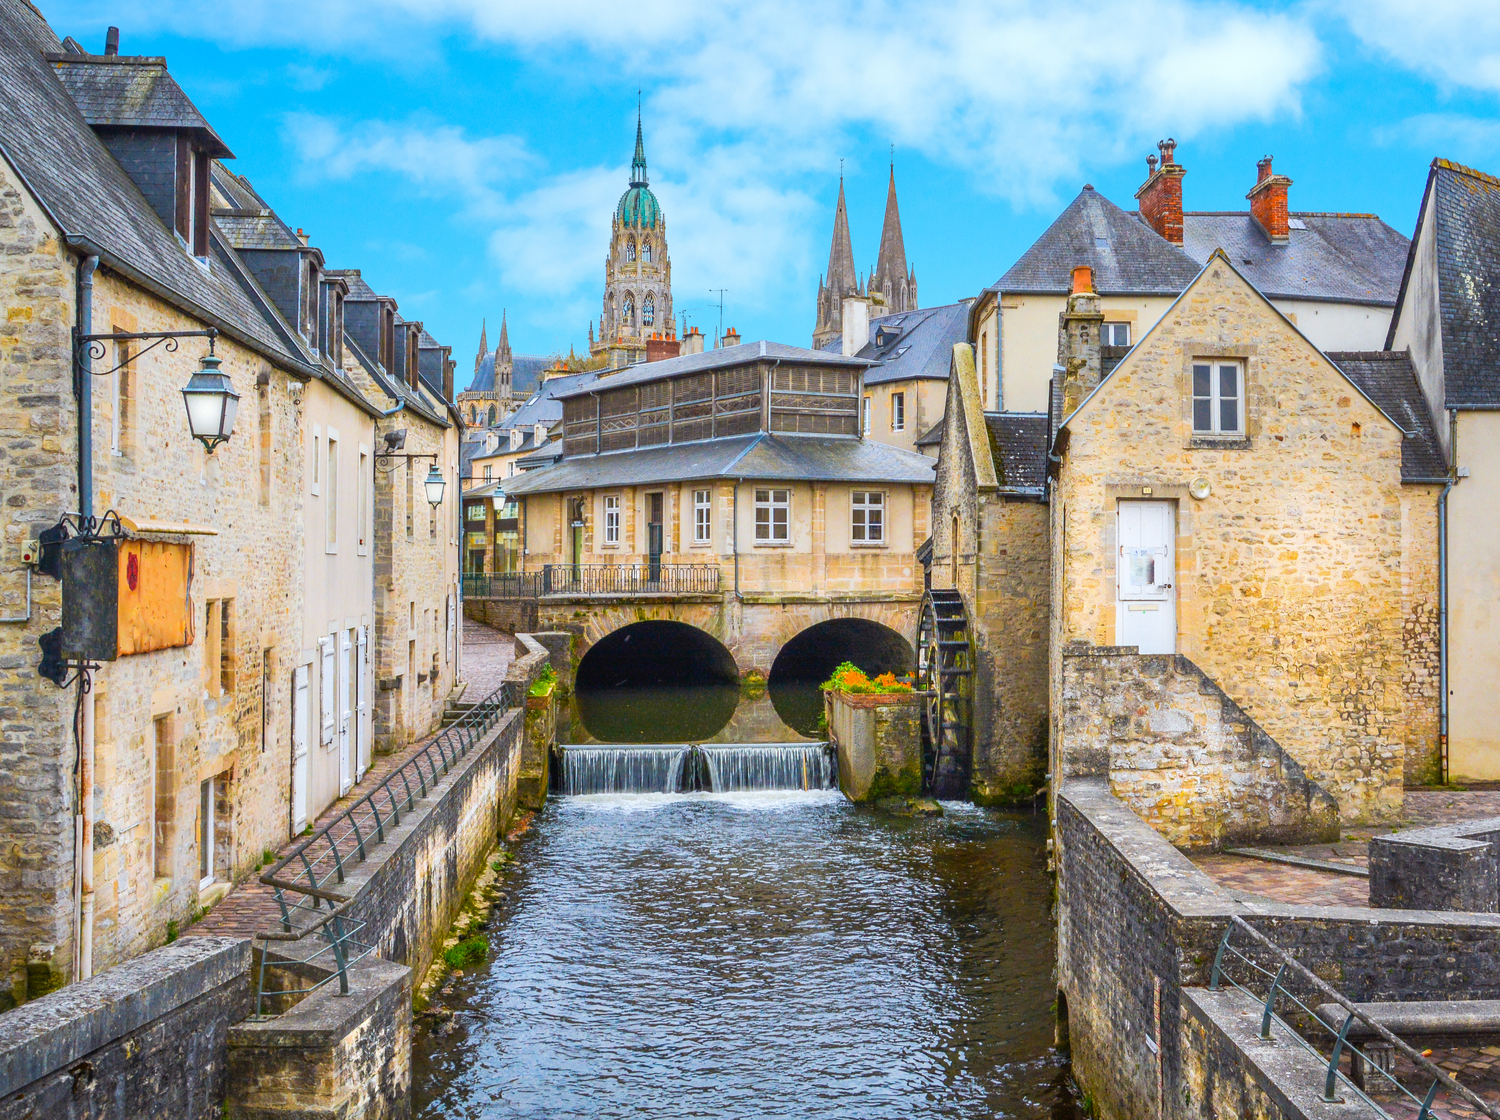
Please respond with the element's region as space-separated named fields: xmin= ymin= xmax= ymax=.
xmin=1261 ymin=962 xmax=1288 ymax=1039
xmin=1324 ymin=1011 xmax=1356 ymax=1102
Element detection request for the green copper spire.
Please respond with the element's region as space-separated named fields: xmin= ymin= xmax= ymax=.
xmin=630 ymin=103 xmax=648 ymax=188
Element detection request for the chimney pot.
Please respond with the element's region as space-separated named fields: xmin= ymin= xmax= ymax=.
xmin=1257 ymin=155 xmax=1274 ymax=184
xmin=1136 ymin=139 xmax=1186 ymax=245
xmin=1159 ymin=137 xmax=1177 ymax=166
xmin=1071 ymin=265 xmax=1095 ymax=295
xmin=1147 ymin=154 xmax=1157 ymax=175
xmin=104 ymin=26 xmax=119 ymax=55
xmin=1247 ymin=156 xmax=1292 ymax=243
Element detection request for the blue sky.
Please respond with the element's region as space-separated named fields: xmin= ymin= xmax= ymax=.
xmin=41 ymin=1 xmax=1500 ymax=385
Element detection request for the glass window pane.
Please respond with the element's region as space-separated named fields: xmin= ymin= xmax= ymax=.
xmin=1192 ymin=364 xmax=1211 ymax=397
xmin=774 ymin=489 xmax=789 ymax=504
xmin=1221 ymin=398 xmax=1239 ymax=433
xmin=1193 ymin=399 xmax=1212 ymax=431
xmin=1218 ymin=364 xmax=1238 ymax=399
xmin=755 ymin=489 xmax=769 ymax=503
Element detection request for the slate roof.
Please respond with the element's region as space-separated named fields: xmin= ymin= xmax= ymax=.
xmin=467 ymin=350 xmax=551 ymax=395
xmin=992 ymin=187 xmax=1202 ymax=295
xmin=1328 ymin=351 xmax=1447 ymax=481
xmin=48 ymin=52 xmax=232 ymax=156
xmin=552 ymin=341 xmax=870 ymax=400
xmin=1181 ymin=213 xmax=1408 ymax=306
xmin=915 ymin=419 xmax=943 ymax=448
xmin=502 ymin=432 xmax=936 ymax=495
xmin=984 ymin=413 xmax=1049 ymax=492
xmin=1389 ymin=160 xmax=1500 ymax=408
xmin=856 ymin=303 xmax=968 ymax=386
xmin=210 ymin=167 xmax=302 ymax=251
xmin=0 ymin=3 xmax=316 ymax=376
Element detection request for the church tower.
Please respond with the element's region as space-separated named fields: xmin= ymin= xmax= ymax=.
xmin=870 ymin=165 xmax=917 ymax=314
xmin=494 ymin=310 xmax=513 ymax=403
xmin=592 ymin=110 xmax=673 ymax=368
xmin=812 ymin=177 xmax=861 ymax=349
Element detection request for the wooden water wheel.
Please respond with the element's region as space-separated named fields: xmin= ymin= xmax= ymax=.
xmin=918 ymin=588 xmax=973 ymax=799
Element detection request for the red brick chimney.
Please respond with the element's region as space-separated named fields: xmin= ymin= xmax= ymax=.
xmin=1135 ymin=138 xmax=1186 ymax=245
xmin=1246 ymin=155 xmax=1293 ymax=243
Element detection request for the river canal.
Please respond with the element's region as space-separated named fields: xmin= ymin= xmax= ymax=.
xmin=411 ymin=679 xmax=1079 ymax=1119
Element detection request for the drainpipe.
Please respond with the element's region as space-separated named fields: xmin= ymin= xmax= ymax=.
xmin=73 ymin=253 xmax=99 ymax=984
xmin=1439 ymin=409 xmax=1460 ymax=783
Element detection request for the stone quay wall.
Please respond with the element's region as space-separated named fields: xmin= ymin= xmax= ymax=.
xmin=825 ymin=689 xmax=922 ymax=802
xmin=1056 ymin=779 xmax=1500 ymax=1120
xmin=0 ymin=937 xmax=250 ymax=1120
xmin=1369 ymin=816 xmax=1500 ymax=913
xmin=1059 ymin=646 xmax=1340 ymax=850
xmin=464 ymin=595 xmax=539 ymax=635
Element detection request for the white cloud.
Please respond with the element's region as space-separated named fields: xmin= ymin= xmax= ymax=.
xmin=1326 ymin=0 xmax=1500 ymax=95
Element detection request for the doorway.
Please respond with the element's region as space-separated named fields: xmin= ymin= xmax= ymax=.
xmin=1116 ymin=500 xmax=1176 ymax=654
xmin=646 ymin=492 xmax=663 ymax=583
xmin=569 ymin=498 xmax=585 ymax=574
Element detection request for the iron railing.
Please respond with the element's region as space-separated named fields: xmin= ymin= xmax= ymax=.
xmin=252 ymin=678 xmax=522 ymax=1016
xmin=541 ymin=563 xmax=720 ymax=595
xmin=462 ymin=571 xmax=546 ymax=599
xmin=1209 ymin=915 xmax=1500 ymax=1119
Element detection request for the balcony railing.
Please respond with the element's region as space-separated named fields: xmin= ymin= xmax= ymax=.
xmin=462 ymin=572 xmax=546 ymax=600
xmin=543 ymin=563 xmax=721 ymax=595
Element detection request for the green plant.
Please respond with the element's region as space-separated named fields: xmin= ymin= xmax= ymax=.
xmin=260 ymin=848 xmax=279 ymax=868
xmin=443 ymin=936 xmax=488 ymax=970
xmin=165 ymin=919 xmax=180 ymax=944
xmin=529 ymin=665 xmax=557 ymax=698
xmin=819 ymin=661 xmax=914 ymax=695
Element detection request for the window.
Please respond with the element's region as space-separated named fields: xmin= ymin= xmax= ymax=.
xmin=153 ymin=715 xmax=175 ymax=881
xmin=325 ymin=436 xmax=338 ymax=551
xmin=198 ymin=777 xmax=215 ymax=888
xmin=861 ymin=396 xmax=871 ymax=434
xmin=852 ymin=491 xmax=885 ymax=544
xmin=111 ymin=339 xmax=133 ymax=454
xmin=980 ymin=330 xmax=988 ymax=406
xmin=219 ymin=598 xmax=236 ymax=694
xmin=642 ymin=241 xmax=652 ymax=263
xmin=1192 ymin=360 xmax=1243 ymax=435
xmin=626 ymin=239 xmax=636 ymax=262
xmin=693 ymin=489 xmax=712 ymax=544
xmin=1103 ymin=322 xmax=1131 ymax=347
xmin=891 ymin=392 xmax=905 ymax=432
xmin=405 ymin=461 xmax=415 ymax=539
xmin=261 ymin=649 xmax=272 ymax=754
xmin=205 ymin=599 xmax=222 ymax=696
xmin=310 ymin=425 xmax=321 ymax=495
xmin=754 ymin=488 xmax=790 ymax=543
xmin=623 ymin=294 xmax=635 ymax=326
xmin=604 ymin=495 xmax=620 ymax=545
xmin=357 ymin=449 xmax=368 ymax=551
xmin=643 ymin=294 xmax=655 ymax=327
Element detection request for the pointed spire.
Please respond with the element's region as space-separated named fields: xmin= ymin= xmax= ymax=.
xmin=474 ymin=317 xmax=487 ymax=373
xmin=826 ymin=176 xmax=858 ymax=297
xmin=630 ymin=98 xmax=648 ymax=188
xmin=872 ymin=161 xmax=913 ymax=312
xmin=497 ymin=309 xmax=511 ymax=362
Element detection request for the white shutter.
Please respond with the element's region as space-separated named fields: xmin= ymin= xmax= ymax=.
xmin=319 ymin=636 xmax=335 ymax=747
xmin=355 ymin=626 xmax=369 ymax=778
xmin=338 ymin=630 xmax=353 ymax=795
xmin=291 ymin=665 xmax=309 ymax=833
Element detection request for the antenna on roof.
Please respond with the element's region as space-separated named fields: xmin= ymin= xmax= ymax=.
xmin=709 ymin=289 xmax=729 ymax=347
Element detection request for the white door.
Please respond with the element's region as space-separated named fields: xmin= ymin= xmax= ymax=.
xmin=291 ymin=665 xmax=310 ymax=833
xmin=355 ymin=626 xmax=369 ymax=779
xmin=338 ymin=629 xmax=353 ymax=796
xmin=1116 ymin=500 xmax=1176 ymax=654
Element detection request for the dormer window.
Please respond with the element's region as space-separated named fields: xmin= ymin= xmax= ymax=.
xmin=176 ymin=139 xmax=210 ymax=257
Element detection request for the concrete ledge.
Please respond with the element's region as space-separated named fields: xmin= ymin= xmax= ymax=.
xmin=0 ymin=936 xmax=250 ymax=1096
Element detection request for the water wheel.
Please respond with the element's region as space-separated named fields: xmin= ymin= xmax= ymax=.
xmin=918 ymin=589 xmax=973 ymax=798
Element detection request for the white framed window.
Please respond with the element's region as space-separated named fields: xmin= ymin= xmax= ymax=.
xmin=484 ymin=465 xmax=493 ymax=482
xmin=754 ymin=488 xmax=789 ymax=543
xmin=891 ymin=392 xmax=905 ymax=432
xmin=1192 ymin=360 xmax=1243 ymax=436
xmin=693 ymin=489 xmax=711 ymax=544
xmin=1103 ymin=321 xmax=1131 ymax=347
xmin=603 ymin=494 xmax=620 ymax=545
xmin=310 ymin=424 xmax=321 ymax=496
xmin=198 ymin=777 xmax=215 ymax=889
xmin=325 ymin=436 xmax=339 ymax=552
xmin=852 ymin=491 xmax=885 ymax=544
xmin=861 ymin=395 xmax=871 ymax=434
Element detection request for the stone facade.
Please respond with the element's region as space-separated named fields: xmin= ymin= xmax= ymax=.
xmin=1058 ymin=646 xmax=1339 ymax=850
xmin=824 ymin=689 xmax=921 ymax=802
xmin=1369 ymin=816 xmax=1500 ymax=912
xmin=1053 ymin=256 xmax=1430 ymax=823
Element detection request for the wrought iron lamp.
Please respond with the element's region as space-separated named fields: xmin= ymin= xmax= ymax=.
xmin=422 ymin=463 xmax=447 ymax=507
xmin=179 ymin=350 xmax=239 ymax=452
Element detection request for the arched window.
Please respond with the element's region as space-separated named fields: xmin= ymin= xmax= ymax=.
xmin=642 ymin=240 xmax=653 ymax=263
xmin=623 ymin=294 xmax=635 ymax=326
xmin=643 ymin=294 xmax=655 ymax=327
xmin=488 ymin=404 xmax=497 ymax=425
xmin=626 ymin=239 xmax=636 ymax=263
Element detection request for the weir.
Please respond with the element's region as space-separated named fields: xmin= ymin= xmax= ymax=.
xmin=558 ymin=742 xmax=836 ymax=795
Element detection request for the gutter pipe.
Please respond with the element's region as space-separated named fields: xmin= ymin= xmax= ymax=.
xmin=74 ymin=253 xmax=100 ymax=985
xmin=1439 ymin=476 xmax=1454 ymax=783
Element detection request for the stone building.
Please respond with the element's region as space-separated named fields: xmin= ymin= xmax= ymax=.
xmin=968 ymin=143 xmax=1411 ymax=414
xmin=590 ymin=114 xmax=674 ymax=369
xmin=0 ymin=5 xmax=461 ymax=1002
xmin=456 ymin=313 xmax=549 ymax=428
xmin=845 ymin=300 xmax=968 ymax=457
xmin=930 ymin=258 xmax=1443 ymax=821
xmin=812 ymin=168 xmax=919 ymax=350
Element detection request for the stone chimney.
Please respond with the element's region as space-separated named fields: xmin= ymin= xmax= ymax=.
xmin=104 ymin=26 xmax=119 ymax=55
xmin=1135 ymin=138 xmax=1186 ymax=245
xmin=1059 ymin=265 xmax=1104 ymax=416
xmin=840 ymin=295 xmax=870 ymax=357
xmin=682 ymin=327 xmax=705 ymax=355
xmin=646 ymin=335 xmax=681 ymax=363
xmin=721 ymin=327 xmax=742 ymax=349
xmin=1247 ymin=155 xmax=1293 ymax=244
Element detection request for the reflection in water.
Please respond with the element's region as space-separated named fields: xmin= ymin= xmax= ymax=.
xmin=412 ymin=795 xmax=1080 ymax=1120
xmin=767 ymin=679 xmax=825 ymax=737
xmin=570 ymin=683 xmax=741 ymax=743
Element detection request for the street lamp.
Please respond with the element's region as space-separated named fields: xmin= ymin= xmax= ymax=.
xmin=179 ymin=351 xmax=240 ymax=453
xmin=423 ymin=463 xmax=446 ymax=507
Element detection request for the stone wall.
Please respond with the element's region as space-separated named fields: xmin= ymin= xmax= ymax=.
xmin=1053 ymin=258 xmax=1422 ymax=822
xmin=0 ymin=937 xmax=250 ymax=1120
xmin=1368 ymin=817 xmax=1500 ymax=913
xmin=1400 ymin=486 xmax=1443 ymax=784
xmin=464 ymin=595 xmax=538 ymax=635
xmin=825 ymin=689 xmax=922 ymax=801
xmin=1059 ymin=645 xmax=1340 ymax=849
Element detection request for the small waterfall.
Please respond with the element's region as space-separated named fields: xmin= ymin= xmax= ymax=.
xmin=560 ymin=746 xmax=689 ymax=795
xmin=700 ymin=744 xmax=835 ymax=792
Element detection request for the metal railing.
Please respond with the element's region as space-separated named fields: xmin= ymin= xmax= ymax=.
xmin=462 ymin=571 xmax=546 ymax=599
xmin=1209 ymin=915 xmax=1500 ymax=1119
xmin=252 ymin=678 xmax=522 ymax=1016
xmin=541 ymin=563 xmax=721 ymax=595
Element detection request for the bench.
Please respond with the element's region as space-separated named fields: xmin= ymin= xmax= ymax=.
xmin=1314 ymin=1000 xmax=1500 ymax=1089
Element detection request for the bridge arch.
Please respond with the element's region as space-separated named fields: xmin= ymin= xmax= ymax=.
xmin=573 ymin=620 xmax=741 ymax=742
xmin=766 ymin=617 xmax=916 ymax=733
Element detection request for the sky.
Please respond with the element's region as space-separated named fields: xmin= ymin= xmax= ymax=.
xmin=38 ymin=0 xmax=1500 ymax=387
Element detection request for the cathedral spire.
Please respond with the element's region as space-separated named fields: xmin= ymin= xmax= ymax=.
xmin=825 ymin=176 xmax=858 ymax=297
xmin=497 ymin=309 xmax=512 ymax=363
xmin=871 ymin=162 xmax=917 ymax=314
xmin=630 ymin=102 xmax=648 ymax=188
xmin=474 ymin=318 xmax=487 ymax=373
